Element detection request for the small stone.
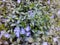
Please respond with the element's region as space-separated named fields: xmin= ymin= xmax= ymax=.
xmin=11 ymin=44 xmax=15 ymax=45
xmin=4 ymin=41 xmax=9 ymax=45
xmin=17 ymin=38 xmax=20 ymax=43
xmin=31 ymin=42 xmax=40 ymax=45
xmin=36 ymin=38 xmax=41 ymax=42
xmin=13 ymin=41 xmax=17 ymax=45
xmin=0 ymin=41 xmax=2 ymax=45
xmin=42 ymin=42 xmax=48 ymax=45
xmin=25 ymin=37 xmax=34 ymax=43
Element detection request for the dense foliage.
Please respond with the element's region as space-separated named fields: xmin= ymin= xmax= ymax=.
xmin=0 ymin=0 xmax=60 ymax=45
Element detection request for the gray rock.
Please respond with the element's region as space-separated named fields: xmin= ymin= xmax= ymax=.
xmin=36 ymin=38 xmax=41 ymax=42
xmin=31 ymin=42 xmax=40 ymax=45
xmin=25 ymin=37 xmax=34 ymax=43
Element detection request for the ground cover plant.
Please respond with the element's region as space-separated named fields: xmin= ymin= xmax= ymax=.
xmin=0 ymin=0 xmax=60 ymax=45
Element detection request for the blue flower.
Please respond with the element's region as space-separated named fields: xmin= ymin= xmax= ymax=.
xmin=26 ymin=32 xmax=31 ymax=37
xmin=14 ymin=26 xmax=20 ymax=32
xmin=28 ymin=10 xmax=35 ymax=18
xmin=4 ymin=33 xmax=10 ymax=38
xmin=17 ymin=0 xmax=21 ymax=3
xmin=0 ymin=34 xmax=2 ymax=38
xmin=58 ymin=10 xmax=60 ymax=15
xmin=25 ymin=26 xmax=31 ymax=32
xmin=2 ymin=0 xmax=5 ymax=1
xmin=1 ymin=30 xmax=6 ymax=35
xmin=14 ymin=26 xmax=20 ymax=38
xmin=50 ymin=15 xmax=54 ymax=19
xmin=20 ymin=28 xmax=26 ymax=34
xmin=0 ymin=30 xmax=11 ymax=38
xmin=47 ymin=0 xmax=50 ymax=4
xmin=28 ymin=10 xmax=33 ymax=15
xmin=15 ymin=32 xmax=20 ymax=38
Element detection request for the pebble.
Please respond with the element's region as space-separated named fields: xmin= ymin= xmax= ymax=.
xmin=31 ymin=42 xmax=40 ymax=45
xmin=25 ymin=37 xmax=34 ymax=43
xmin=3 ymin=41 xmax=9 ymax=45
xmin=0 ymin=41 xmax=2 ymax=45
xmin=53 ymin=37 xmax=58 ymax=42
xmin=42 ymin=42 xmax=48 ymax=45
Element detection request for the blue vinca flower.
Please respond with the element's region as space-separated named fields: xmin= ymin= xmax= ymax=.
xmin=28 ymin=10 xmax=33 ymax=15
xmin=25 ymin=26 xmax=31 ymax=32
xmin=17 ymin=0 xmax=21 ymax=3
xmin=26 ymin=32 xmax=31 ymax=37
xmin=0 ymin=30 xmax=11 ymax=38
xmin=1 ymin=30 xmax=6 ymax=35
xmin=14 ymin=26 xmax=20 ymax=38
xmin=20 ymin=28 xmax=26 ymax=34
xmin=2 ymin=0 xmax=5 ymax=1
xmin=4 ymin=33 xmax=11 ymax=38
xmin=28 ymin=10 xmax=35 ymax=18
